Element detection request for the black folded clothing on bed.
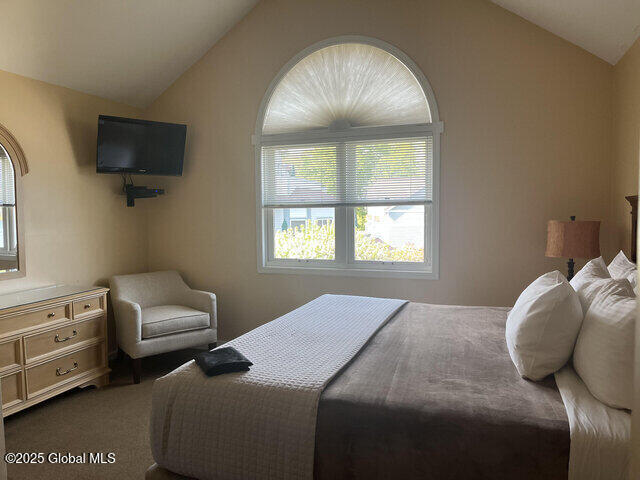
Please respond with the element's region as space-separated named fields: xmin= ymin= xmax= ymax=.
xmin=194 ymin=346 xmax=253 ymax=377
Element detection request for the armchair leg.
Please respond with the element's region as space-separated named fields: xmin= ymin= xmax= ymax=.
xmin=208 ymin=342 xmax=217 ymax=350
xmin=132 ymin=358 xmax=141 ymax=384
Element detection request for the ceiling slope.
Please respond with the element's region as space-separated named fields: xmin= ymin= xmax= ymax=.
xmin=492 ymin=0 xmax=640 ymax=65
xmin=0 ymin=0 xmax=257 ymax=107
xmin=1 ymin=0 xmax=637 ymax=107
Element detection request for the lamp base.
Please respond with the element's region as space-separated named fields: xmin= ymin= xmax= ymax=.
xmin=567 ymin=258 xmax=575 ymax=281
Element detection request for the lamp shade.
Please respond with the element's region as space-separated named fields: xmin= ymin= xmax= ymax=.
xmin=545 ymin=220 xmax=600 ymax=259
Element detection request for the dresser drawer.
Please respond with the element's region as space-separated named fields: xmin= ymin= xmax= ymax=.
xmin=26 ymin=343 xmax=104 ymax=399
xmin=1 ymin=370 xmax=23 ymax=409
xmin=0 ymin=339 xmax=21 ymax=372
xmin=73 ymin=296 xmax=104 ymax=319
xmin=0 ymin=304 xmax=69 ymax=336
xmin=24 ymin=317 xmax=105 ymax=363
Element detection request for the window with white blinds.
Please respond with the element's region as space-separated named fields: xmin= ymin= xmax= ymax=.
xmin=0 ymin=144 xmax=17 ymax=254
xmin=347 ymin=137 xmax=432 ymax=206
xmin=261 ymin=137 xmax=432 ymax=209
xmin=255 ymin=38 xmax=441 ymax=278
xmin=262 ymin=144 xmax=339 ymax=207
xmin=0 ymin=146 xmax=15 ymax=206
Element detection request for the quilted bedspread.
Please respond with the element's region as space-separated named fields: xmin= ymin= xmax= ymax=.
xmin=149 ymin=294 xmax=407 ymax=480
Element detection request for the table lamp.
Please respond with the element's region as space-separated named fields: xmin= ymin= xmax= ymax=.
xmin=545 ymin=216 xmax=600 ymax=281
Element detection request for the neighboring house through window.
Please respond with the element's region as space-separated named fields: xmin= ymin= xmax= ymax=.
xmin=254 ymin=36 xmax=443 ymax=278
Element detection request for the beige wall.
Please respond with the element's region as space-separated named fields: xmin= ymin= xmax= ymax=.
xmin=143 ymin=0 xmax=615 ymax=341
xmin=0 ymin=69 xmax=148 ymax=293
xmin=611 ymin=37 xmax=640 ymax=480
xmin=0 ymin=0 xmax=632 ymax=468
xmin=612 ymin=38 xmax=640 ymax=257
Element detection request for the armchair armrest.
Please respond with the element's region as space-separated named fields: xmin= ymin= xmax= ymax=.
xmin=112 ymin=299 xmax=142 ymax=349
xmin=183 ymin=290 xmax=217 ymax=330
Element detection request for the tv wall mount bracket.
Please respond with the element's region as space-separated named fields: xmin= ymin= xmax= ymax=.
xmin=122 ymin=174 xmax=164 ymax=207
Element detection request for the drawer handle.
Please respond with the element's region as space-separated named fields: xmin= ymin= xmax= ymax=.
xmin=56 ymin=362 xmax=78 ymax=376
xmin=54 ymin=330 xmax=78 ymax=343
xmin=84 ymin=304 xmax=92 ymax=309
xmin=47 ymin=312 xmax=56 ymax=318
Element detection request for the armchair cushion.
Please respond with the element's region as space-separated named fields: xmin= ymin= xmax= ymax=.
xmin=142 ymin=305 xmax=210 ymax=339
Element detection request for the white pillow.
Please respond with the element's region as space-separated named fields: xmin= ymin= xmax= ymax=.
xmin=570 ymin=256 xmax=612 ymax=313
xmin=573 ymin=281 xmax=635 ymax=410
xmin=506 ymin=271 xmax=583 ymax=381
xmin=608 ymin=250 xmax=637 ymax=290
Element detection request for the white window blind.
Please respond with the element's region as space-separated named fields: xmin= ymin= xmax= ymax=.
xmin=262 ymin=143 xmax=339 ymax=208
xmin=0 ymin=147 xmax=15 ymax=206
xmin=261 ymin=136 xmax=432 ymax=208
xmin=262 ymin=44 xmax=431 ymax=135
xmin=346 ymin=137 xmax=432 ymax=206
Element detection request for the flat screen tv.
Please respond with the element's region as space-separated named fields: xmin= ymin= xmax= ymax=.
xmin=96 ymin=115 xmax=186 ymax=175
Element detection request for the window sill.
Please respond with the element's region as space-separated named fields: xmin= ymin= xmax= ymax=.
xmin=0 ymin=252 xmax=17 ymax=261
xmin=258 ymin=263 xmax=438 ymax=280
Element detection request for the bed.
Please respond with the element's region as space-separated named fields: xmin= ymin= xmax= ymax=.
xmin=146 ymin=204 xmax=636 ymax=480
xmin=146 ymin=297 xmax=631 ymax=480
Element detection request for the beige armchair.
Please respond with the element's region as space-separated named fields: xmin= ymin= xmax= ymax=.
xmin=110 ymin=271 xmax=217 ymax=383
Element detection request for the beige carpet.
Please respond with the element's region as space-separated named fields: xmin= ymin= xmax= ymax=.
xmin=4 ymin=349 xmax=199 ymax=480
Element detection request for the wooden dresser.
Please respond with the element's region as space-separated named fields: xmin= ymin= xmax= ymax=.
xmin=0 ymin=285 xmax=110 ymax=417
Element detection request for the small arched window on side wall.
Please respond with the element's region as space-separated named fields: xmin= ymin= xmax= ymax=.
xmin=253 ymin=36 xmax=443 ymax=278
xmin=0 ymin=124 xmax=28 ymax=278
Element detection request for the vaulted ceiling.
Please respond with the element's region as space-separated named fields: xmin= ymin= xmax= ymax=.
xmin=0 ymin=1 xmax=637 ymax=109
xmin=0 ymin=0 xmax=257 ymax=107
xmin=492 ymin=0 xmax=640 ymax=65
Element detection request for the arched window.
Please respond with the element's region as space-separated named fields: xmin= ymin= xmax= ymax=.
xmin=0 ymin=144 xmax=18 ymax=273
xmin=0 ymin=123 xmax=27 ymax=278
xmin=254 ymin=37 xmax=442 ymax=278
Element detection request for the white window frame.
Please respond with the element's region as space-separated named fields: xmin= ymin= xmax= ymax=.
xmin=253 ymin=36 xmax=443 ymax=279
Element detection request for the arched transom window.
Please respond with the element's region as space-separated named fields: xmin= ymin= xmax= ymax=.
xmin=254 ymin=37 xmax=442 ymax=278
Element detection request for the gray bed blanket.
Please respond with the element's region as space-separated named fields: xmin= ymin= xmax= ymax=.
xmin=150 ymin=294 xmax=407 ymax=480
xmin=314 ymin=302 xmax=570 ymax=479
